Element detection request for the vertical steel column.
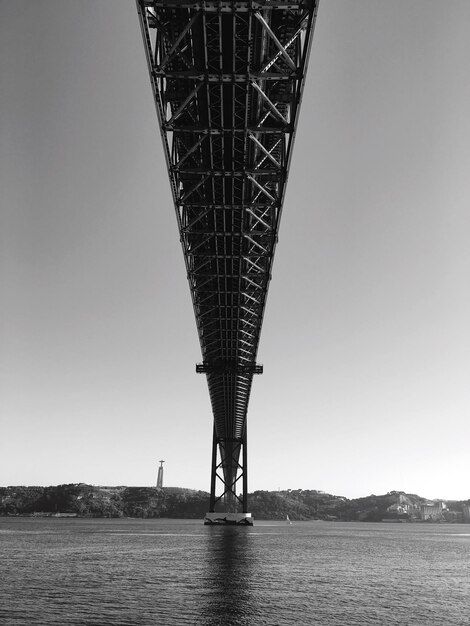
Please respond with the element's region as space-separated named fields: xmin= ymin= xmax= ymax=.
xmin=242 ymin=426 xmax=248 ymax=513
xmin=209 ymin=424 xmax=218 ymax=512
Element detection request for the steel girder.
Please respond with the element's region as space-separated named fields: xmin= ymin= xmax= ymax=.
xmin=136 ymin=0 xmax=318 ymax=509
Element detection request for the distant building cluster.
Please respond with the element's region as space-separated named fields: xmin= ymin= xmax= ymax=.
xmin=384 ymin=493 xmax=470 ymax=523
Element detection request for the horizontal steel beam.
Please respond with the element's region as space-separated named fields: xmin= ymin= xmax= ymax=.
xmin=145 ymin=1 xmax=308 ymax=9
xmin=196 ymin=361 xmax=263 ymax=375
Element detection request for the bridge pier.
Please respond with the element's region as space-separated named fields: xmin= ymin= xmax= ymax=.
xmin=204 ymin=512 xmax=253 ymax=526
xmin=204 ymin=424 xmax=253 ymax=525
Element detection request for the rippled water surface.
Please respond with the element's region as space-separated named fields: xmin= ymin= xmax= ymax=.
xmin=1 ymin=518 xmax=470 ymax=625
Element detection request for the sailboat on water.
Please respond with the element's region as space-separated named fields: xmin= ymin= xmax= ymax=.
xmin=286 ymin=515 xmax=292 ymax=525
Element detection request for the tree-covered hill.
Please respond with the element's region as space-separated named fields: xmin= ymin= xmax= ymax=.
xmin=0 ymin=485 xmax=208 ymax=519
xmin=1 ymin=485 xmax=468 ymax=521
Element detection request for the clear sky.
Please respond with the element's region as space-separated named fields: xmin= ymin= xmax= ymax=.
xmin=2 ymin=0 xmax=470 ymax=500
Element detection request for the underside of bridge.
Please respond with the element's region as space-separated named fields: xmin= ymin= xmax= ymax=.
xmin=136 ymin=0 xmax=318 ymax=524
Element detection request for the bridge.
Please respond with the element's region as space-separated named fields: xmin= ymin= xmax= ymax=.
xmin=135 ymin=0 xmax=319 ymax=524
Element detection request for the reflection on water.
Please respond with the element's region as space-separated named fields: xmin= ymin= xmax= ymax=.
xmin=199 ymin=527 xmax=255 ymax=626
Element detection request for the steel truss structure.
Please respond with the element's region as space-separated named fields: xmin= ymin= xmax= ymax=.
xmin=136 ymin=0 xmax=318 ymax=514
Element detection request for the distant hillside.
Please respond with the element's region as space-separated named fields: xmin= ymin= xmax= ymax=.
xmin=0 ymin=485 xmax=209 ymax=519
xmin=1 ymin=485 xmax=469 ymax=521
xmin=249 ymin=490 xmax=428 ymax=522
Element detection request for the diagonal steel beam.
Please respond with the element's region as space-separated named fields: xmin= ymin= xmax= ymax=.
xmin=254 ymin=11 xmax=297 ymax=72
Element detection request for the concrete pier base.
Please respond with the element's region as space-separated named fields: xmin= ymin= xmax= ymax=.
xmin=204 ymin=512 xmax=253 ymax=526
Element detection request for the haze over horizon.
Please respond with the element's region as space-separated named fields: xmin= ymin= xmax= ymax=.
xmin=2 ymin=1 xmax=470 ymax=501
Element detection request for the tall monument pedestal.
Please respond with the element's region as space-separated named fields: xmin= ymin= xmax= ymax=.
xmin=204 ymin=512 xmax=253 ymax=526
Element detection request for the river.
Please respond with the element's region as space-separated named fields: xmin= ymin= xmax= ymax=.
xmin=1 ymin=517 xmax=469 ymax=625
